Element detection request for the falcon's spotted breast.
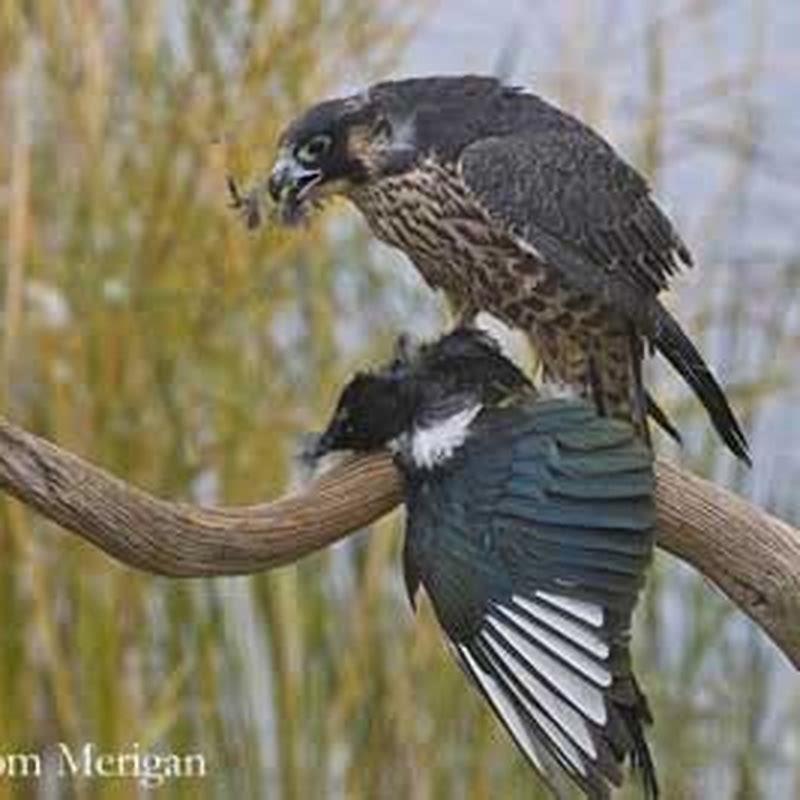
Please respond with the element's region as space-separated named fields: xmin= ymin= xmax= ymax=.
xmin=262 ymin=74 xmax=750 ymax=463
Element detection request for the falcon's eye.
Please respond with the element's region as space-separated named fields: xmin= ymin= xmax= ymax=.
xmin=371 ymin=117 xmax=392 ymax=140
xmin=295 ymin=134 xmax=332 ymax=165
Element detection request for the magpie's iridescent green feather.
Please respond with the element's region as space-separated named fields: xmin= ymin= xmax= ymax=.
xmin=403 ymin=397 xmax=657 ymax=798
xmin=313 ymin=329 xmax=658 ymax=799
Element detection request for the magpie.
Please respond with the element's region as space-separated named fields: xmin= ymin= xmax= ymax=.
xmin=313 ymin=328 xmax=659 ymax=799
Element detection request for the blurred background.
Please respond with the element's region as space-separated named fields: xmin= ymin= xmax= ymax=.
xmin=0 ymin=1 xmax=798 ymax=798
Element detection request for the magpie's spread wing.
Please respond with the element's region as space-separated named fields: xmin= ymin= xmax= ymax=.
xmin=404 ymin=399 xmax=658 ymax=799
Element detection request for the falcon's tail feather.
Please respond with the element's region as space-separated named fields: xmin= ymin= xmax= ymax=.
xmin=626 ymin=329 xmax=684 ymax=448
xmin=645 ymin=392 xmax=682 ymax=446
xmin=652 ymin=306 xmax=750 ymax=465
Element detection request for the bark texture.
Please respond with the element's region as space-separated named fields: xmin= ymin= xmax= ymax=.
xmin=0 ymin=417 xmax=798 ymax=668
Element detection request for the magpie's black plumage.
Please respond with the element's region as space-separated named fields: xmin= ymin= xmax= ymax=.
xmin=263 ymin=74 xmax=750 ymax=464
xmin=315 ymin=329 xmax=659 ymax=800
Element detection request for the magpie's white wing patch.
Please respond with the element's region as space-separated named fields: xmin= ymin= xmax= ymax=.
xmin=516 ymin=595 xmax=609 ymax=659
xmin=480 ymin=635 xmax=595 ymax=764
xmin=455 ymin=645 xmax=546 ymax=773
xmin=452 ymin=591 xmax=616 ymax=790
xmin=491 ymin=604 xmax=611 ymax=690
xmin=536 ymin=591 xmax=605 ymax=629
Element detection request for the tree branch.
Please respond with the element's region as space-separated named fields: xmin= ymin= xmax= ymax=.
xmin=1 ymin=416 xmax=799 ymax=669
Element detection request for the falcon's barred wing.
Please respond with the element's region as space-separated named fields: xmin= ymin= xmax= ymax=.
xmin=459 ymin=127 xmax=691 ymax=306
xmin=457 ymin=119 xmax=749 ymax=464
xmin=404 ymin=399 xmax=658 ymax=799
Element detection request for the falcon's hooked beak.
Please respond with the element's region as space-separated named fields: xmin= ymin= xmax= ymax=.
xmin=268 ymin=153 xmax=323 ymax=225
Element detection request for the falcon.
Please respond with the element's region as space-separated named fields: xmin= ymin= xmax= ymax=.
xmin=259 ymin=75 xmax=749 ymax=462
xmin=313 ymin=328 xmax=659 ymax=799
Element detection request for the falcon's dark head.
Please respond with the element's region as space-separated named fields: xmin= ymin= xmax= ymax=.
xmin=266 ymin=76 xmax=508 ymax=225
xmin=267 ymin=92 xmax=405 ymax=225
xmin=312 ymin=328 xmax=532 ymax=463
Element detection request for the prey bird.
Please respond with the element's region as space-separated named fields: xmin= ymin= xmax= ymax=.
xmin=258 ymin=75 xmax=749 ymax=462
xmin=313 ymin=328 xmax=659 ymax=799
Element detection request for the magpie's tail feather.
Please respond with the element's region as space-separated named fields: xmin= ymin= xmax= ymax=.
xmin=616 ymin=680 xmax=659 ymax=800
xmin=653 ymin=306 xmax=751 ymax=465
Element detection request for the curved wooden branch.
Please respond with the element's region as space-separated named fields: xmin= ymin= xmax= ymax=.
xmin=1 ymin=417 xmax=799 ymax=669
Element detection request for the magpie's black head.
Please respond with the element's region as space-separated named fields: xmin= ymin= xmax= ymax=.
xmin=312 ymin=370 xmax=415 ymax=457
xmin=313 ymin=328 xmax=532 ymax=461
xmin=413 ymin=327 xmax=532 ymax=408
